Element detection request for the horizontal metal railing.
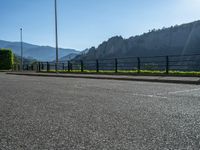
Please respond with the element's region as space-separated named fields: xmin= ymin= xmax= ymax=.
xmin=12 ymin=53 xmax=200 ymax=74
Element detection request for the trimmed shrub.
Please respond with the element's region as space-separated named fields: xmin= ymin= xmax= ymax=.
xmin=0 ymin=49 xmax=14 ymax=70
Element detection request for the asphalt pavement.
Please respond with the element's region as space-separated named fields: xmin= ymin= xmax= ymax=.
xmin=1 ymin=73 xmax=200 ymax=149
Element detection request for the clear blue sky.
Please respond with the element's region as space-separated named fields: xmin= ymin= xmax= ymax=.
xmin=1 ymin=0 xmax=200 ymax=50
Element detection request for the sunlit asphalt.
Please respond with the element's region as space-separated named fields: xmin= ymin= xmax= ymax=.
xmin=0 ymin=73 xmax=200 ymax=149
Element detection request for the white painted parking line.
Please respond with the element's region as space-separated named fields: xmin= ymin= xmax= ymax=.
xmin=133 ymin=93 xmax=168 ymax=99
xmin=168 ymin=88 xmax=200 ymax=94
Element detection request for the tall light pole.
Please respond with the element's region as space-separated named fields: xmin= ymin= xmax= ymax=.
xmin=20 ymin=28 xmax=23 ymax=71
xmin=55 ymin=0 xmax=59 ymax=73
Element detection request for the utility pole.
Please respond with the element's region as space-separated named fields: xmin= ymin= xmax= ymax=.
xmin=20 ymin=28 xmax=23 ymax=72
xmin=55 ymin=0 xmax=59 ymax=73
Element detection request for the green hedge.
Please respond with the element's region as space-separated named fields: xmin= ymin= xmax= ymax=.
xmin=0 ymin=49 xmax=14 ymax=70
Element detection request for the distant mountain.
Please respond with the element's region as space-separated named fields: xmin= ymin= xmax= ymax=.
xmin=74 ymin=48 xmax=90 ymax=60
xmin=0 ymin=40 xmax=80 ymax=61
xmin=75 ymin=20 xmax=200 ymax=60
xmin=14 ymin=55 xmax=37 ymax=64
xmin=57 ymin=53 xmax=79 ymax=62
xmin=57 ymin=49 xmax=91 ymax=62
xmin=24 ymin=46 xmax=79 ymax=61
xmin=80 ymin=48 xmax=90 ymax=55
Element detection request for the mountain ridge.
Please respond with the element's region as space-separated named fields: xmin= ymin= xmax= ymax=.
xmin=0 ymin=40 xmax=80 ymax=61
xmin=75 ymin=20 xmax=200 ymax=60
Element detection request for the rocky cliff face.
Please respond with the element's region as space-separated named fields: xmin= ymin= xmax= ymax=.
xmin=76 ymin=20 xmax=200 ymax=60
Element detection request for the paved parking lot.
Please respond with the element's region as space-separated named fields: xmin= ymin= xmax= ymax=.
xmin=0 ymin=73 xmax=200 ymax=149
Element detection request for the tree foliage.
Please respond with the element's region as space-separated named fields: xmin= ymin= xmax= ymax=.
xmin=0 ymin=49 xmax=14 ymax=70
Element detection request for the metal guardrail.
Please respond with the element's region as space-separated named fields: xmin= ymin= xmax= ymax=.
xmin=12 ymin=54 xmax=200 ymax=73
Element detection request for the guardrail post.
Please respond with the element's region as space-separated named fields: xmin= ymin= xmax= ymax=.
xmin=137 ymin=57 xmax=141 ymax=73
xmin=47 ymin=62 xmax=49 ymax=72
xmin=115 ymin=58 xmax=118 ymax=73
xmin=18 ymin=64 xmax=20 ymax=71
xmin=55 ymin=63 xmax=58 ymax=71
xmin=81 ymin=60 xmax=84 ymax=72
xmin=62 ymin=63 xmax=65 ymax=71
xmin=31 ymin=65 xmax=33 ymax=71
xmin=41 ymin=63 xmax=44 ymax=70
xmin=71 ymin=62 xmax=73 ymax=71
xmin=166 ymin=56 xmax=169 ymax=74
xmin=68 ymin=61 xmax=70 ymax=72
xmin=39 ymin=62 xmax=41 ymax=72
xmin=38 ymin=62 xmax=41 ymax=72
xmin=96 ymin=59 xmax=99 ymax=73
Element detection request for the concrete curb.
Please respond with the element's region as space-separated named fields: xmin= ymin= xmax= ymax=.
xmin=6 ymin=72 xmax=200 ymax=85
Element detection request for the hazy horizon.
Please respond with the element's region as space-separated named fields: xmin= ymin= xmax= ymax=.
xmin=1 ymin=0 xmax=200 ymax=50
